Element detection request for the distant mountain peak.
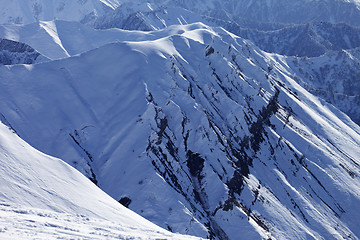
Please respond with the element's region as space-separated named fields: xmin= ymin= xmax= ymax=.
xmin=0 ymin=0 xmax=120 ymax=24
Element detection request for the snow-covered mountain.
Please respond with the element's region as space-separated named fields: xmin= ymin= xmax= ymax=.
xmin=1 ymin=23 xmax=360 ymax=239
xmin=4 ymin=8 xmax=360 ymax=59
xmin=0 ymin=0 xmax=121 ymax=25
xmin=223 ymin=22 xmax=360 ymax=57
xmin=2 ymin=19 xmax=359 ymax=127
xmin=288 ymin=47 xmax=360 ymax=124
xmin=2 ymin=0 xmax=359 ymax=27
xmin=163 ymin=0 xmax=360 ymax=27
xmin=1 ymin=0 xmax=360 ymax=239
xmin=93 ymin=4 xmax=360 ymax=57
xmin=2 ymin=1 xmax=359 ymax=59
xmin=0 ymin=120 xmax=201 ymax=239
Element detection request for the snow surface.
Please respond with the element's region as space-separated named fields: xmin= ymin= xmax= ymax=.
xmin=0 ymin=121 xmax=202 ymax=239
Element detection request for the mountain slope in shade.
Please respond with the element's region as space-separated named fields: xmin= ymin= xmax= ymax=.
xmin=0 ymin=38 xmax=48 ymax=65
xmin=223 ymin=22 xmax=360 ymax=57
xmin=0 ymin=23 xmax=359 ymax=239
xmin=0 ymin=121 xmax=201 ymax=240
xmin=163 ymin=0 xmax=360 ymax=27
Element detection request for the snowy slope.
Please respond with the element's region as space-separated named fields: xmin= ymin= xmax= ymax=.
xmin=0 ymin=203 xmax=202 ymax=239
xmin=0 ymin=121 xmax=201 ymax=239
xmin=0 ymin=23 xmax=360 ymax=239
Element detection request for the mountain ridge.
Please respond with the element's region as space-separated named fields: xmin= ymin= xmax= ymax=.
xmin=0 ymin=1 xmax=359 ymax=239
xmin=0 ymin=23 xmax=359 ymax=239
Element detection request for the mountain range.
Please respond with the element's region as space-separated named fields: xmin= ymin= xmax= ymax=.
xmin=0 ymin=0 xmax=359 ymax=239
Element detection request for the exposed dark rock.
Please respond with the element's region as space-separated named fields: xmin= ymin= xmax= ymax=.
xmin=69 ymin=132 xmax=98 ymax=185
xmin=186 ymin=150 xmax=205 ymax=180
xmin=206 ymin=46 xmax=215 ymax=56
xmin=0 ymin=38 xmax=43 ymax=65
xmin=226 ymin=170 xmax=244 ymax=197
xmin=249 ymin=88 xmax=280 ymax=152
xmin=118 ymin=196 xmax=132 ymax=208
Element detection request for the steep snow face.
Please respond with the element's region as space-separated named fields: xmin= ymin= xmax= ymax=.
xmin=0 ymin=121 xmax=201 ymax=239
xmin=0 ymin=0 xmax=121 ymax=25
xmin=0 ymin=38 xmax=47 ymax=65
xmin=0 ymin=24 xmax=360 ymax=239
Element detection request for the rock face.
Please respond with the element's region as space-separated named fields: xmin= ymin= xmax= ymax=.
xmin=0 ymin=24 xmax=359 ymax=239
xmin=0 ymin=38 xmax=46 ymax=65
